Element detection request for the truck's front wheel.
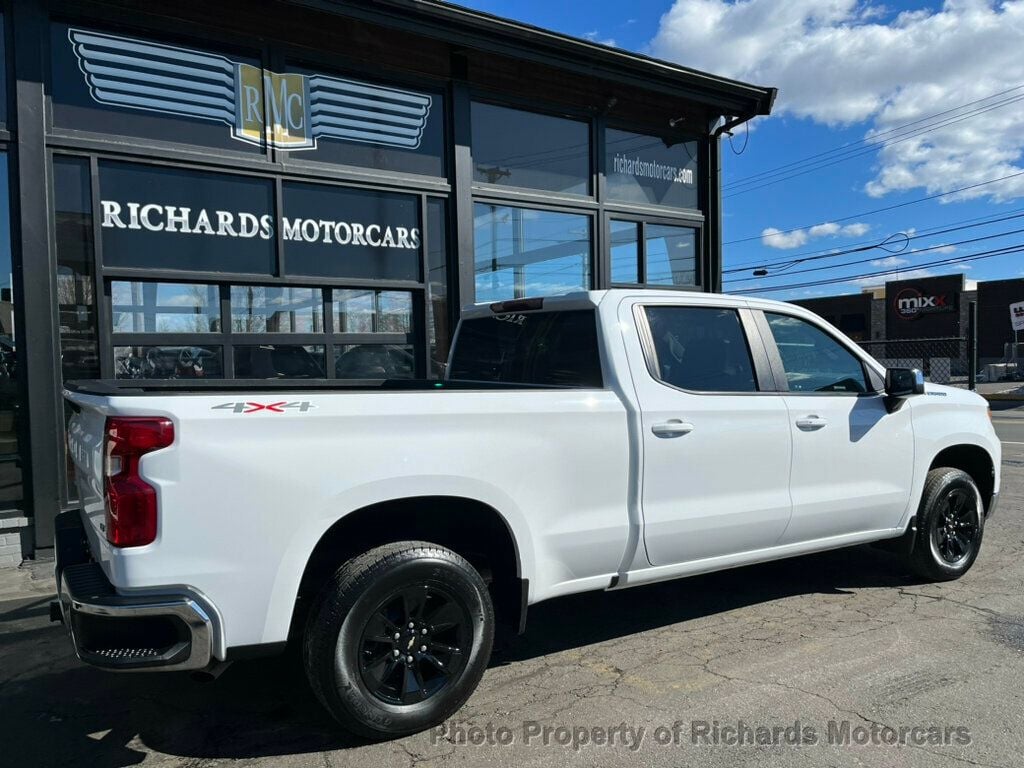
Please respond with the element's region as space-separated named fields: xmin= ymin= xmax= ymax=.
xmin=303 ymin=541 xmax=494 ymax=739
xmin=905 ymin=468 xmax=985 ymax=582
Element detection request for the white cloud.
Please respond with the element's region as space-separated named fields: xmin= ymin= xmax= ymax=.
xmin=650 ymin=0 xmax=1024 ymax=203
xmin=760 ymin=220 xmax=871 ymax=249
xmin=870 ymin=256 xmax=910 ymax=267
xmin=582 ymin=30 xmax=617 ymax=46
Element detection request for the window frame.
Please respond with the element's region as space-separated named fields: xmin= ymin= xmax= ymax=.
xmin=606 ymin=213 xmax=703 ymax=290
xmin=634 ymin=302 xmax=777 ymax=396
xmin=754 ymin=309 xmax=883 ymax=396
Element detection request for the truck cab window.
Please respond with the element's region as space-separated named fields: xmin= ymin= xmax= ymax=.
xmin=644 ymin=306 xmax=757 ymax=393
xmin=448 ymin=310 xmax=603 ymax=387
xmin=765 ymin=312 xmax=867 ymax=393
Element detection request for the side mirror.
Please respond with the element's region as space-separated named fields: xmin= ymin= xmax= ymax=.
xmin=885 ymin=367 xmax=925 ymax=398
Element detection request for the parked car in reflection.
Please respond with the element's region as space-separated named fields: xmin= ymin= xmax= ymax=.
xmin=335 ymin=344 xmax=414 ymax=379
xmin=116 ymin=346 xmax=223 ymax=379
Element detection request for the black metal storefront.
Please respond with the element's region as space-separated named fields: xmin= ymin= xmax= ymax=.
xmin=0 ymin=0 xmax=774 ymax=559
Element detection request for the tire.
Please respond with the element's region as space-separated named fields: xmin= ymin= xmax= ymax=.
xmin=905 ymin=468 xmax=985 ymax=582
xmin=303 ymin=541 xmax=494 ymax=739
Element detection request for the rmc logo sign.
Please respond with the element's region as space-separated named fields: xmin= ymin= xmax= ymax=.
xmin=894 ymin=288 xmax=952 ymax=320
xmin=68 ymin=28 xmax=433 ymax=152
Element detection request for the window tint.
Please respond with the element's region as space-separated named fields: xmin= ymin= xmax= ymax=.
xmin=112 ymin=281 xmax=220 ymax=333
xmin=644 ymin=306 xmax=756 ymax=393
xmin=471 ymin=103 xmax=590 ymax=195
xmin=234 ymin=344 xmax=326 ymax=378
xmin=610 ymin=220 xmax=639 ymax=284
xmin=645 ymin=225 xmax=697 ymax=286
xmin=449 ymin=310 xmax=602 ymax=387
xmin=473 ymin=204 xmax=591 ymax=303
xmin=765 ymin=313 xmax=867 ymax=393
xmin=605 ymin=128 xmax=698 ymax=209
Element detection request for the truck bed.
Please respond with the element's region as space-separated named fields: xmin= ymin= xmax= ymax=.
xmin=63 ymin=378 xmax=555 ymax=396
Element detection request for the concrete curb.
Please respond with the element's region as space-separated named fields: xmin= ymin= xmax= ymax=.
xmin=982 ymin=393 xmax=1024 ymax=402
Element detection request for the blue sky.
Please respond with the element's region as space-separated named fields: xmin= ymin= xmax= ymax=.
xmin=454 ymin=0 xmax=1024 ymax=301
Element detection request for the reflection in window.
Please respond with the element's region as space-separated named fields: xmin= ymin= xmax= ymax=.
xmin=230 ymin=286 xmax=323 ymax=333
xmin=610 ymin=220 xmax=640 ymax=284
xmin=114 ymin=345 xmax=223 ymax=379
xmin=765 ymin=313 xmax=867 ymax=393
xmin=333 ymin=290 xmax=413 ymax=334
xmin=645 ymin=307 xmax=756 ymax=393
xmin=335 ymin=345 xmax=414 ymax=379
xmin=112 ymin=282 xmax=220 ymax=333
xmin=426 ymin=198 xmax=449 ymax=377
xmin=605 ymin=128 xmax=699 ymax=209
xmin=234 ymin=345 xmax=326 ymax=378
xmin=645 ymin=225 xmax=697 ymax=287
xmin=471 ymin=103 xmax=590 ymax=195
xmin=0 ymin=152 xmax=21 ymax=511
xmin=474 ymin=204 xmax=590 ymax=303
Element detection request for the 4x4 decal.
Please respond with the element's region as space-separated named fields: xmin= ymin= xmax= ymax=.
xmin=212 ymin=401 xmax=316 ymax=414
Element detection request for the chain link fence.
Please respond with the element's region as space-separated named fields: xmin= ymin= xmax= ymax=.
xmin=858 ymin=337 xmax=972 ymax=389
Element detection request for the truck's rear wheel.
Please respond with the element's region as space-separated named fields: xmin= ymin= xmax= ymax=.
xmin=905 ymin=468 xmax=985 ymax=582
xmin=303 ymin=541 xmax=494 ymax=739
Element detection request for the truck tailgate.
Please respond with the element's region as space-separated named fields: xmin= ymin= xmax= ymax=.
xmin=64 ymin=393 xmax=110 ymax=548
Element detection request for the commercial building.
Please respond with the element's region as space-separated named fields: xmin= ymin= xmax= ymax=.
xmin=794 ymin=273 xmax=1024 ymax=377
xmin=0 ymin=0 xmax=775 ymax=563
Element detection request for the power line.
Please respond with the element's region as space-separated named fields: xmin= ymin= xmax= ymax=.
xmin=729 ymin=243 xmax=1024 ymax=295
xmin=724 ymin=225 xmax=1024 ymax=284
xmin=724 ymin=205 xmax=1024 ymax=271
xmin=723 ymin=209 xmax=1024 ymax=277
xmin=723 ymin=94 xmax=1024 ymax=198
xmin=723 ymin=84 xmax=1024 ymax=189
xmin=726 ymin=169 xmax=1024 ymax=246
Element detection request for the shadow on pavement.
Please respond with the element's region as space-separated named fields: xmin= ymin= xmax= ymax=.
xmin=1 ymin=544 xmax=916 ymax=767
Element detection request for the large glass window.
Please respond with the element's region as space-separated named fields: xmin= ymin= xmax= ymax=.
xmin=333 ymin=289 xmax=413 ymax=334
xmin=114 ymin=345 xmax=223 ymax=379
xmin=645 ymin=225 xmax=697 ymax=287
xmin=765 ymin=313 xmax=868 ymax=393
xmin=605 ymin=128 xmax=699 ymax=209
xmin=0 ymin=152 xmax=22 ymax=511
xmin=0 ymin=14 xmax=7 ymax=126
xmin=234 ymin=345 xmax=326 ymax=378
xmin=473 ymin=204 xmax=591 ymax=303
xmin=610 ymin=220 xmax=640 ymax=284
xmin=98 ymin=162 xmax=276 ymax=275
xmin=282 ymin=181 xmax=421 ymax=281
xmin=644 ymin=306 xmax=756 ymax=393
xmin=112 ymin=281 xmax=220 ymax=333
xmin=335 ymin=344 xmax=414 ymax=379
xmin=55 ymin=156 xmax=100 ymax=380
xmin=449 ymin=310 xmax=603 ymax=387
xmin=230 ymin=286 xmax=323 ymax=333
xmin=426 ymin=198 xmax=449 ymax=376
xmin=471 ymin=103 xmax=590 ymax=195
xmin=51 ymin=23 xmax=264 ymax=154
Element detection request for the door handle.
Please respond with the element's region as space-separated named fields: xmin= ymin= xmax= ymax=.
xmin=651 ymin=419 xmax=695 ymax=437
xmin=795 ymin=415 xmax=828 ymax=431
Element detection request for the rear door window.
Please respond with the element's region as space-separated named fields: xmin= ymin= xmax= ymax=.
xmin=643 ymin=306 xmax=757 ymax=393
xmin=448 ymin=310 xmax=603 ymax=387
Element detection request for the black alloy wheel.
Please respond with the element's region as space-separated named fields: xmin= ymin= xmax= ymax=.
xmin=304 ymin=541 xmax=494 ymax=739
xmin=906 ymin=467 xmax=985 ymax=581
xmin=357 ymin=584 xmax=472 ymax=706
xmin=931 ymin=487 xmax=980 ymax=566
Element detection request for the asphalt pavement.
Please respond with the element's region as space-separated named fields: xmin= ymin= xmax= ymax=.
xmin=2 ymin=421 xmax=1024 ymax=768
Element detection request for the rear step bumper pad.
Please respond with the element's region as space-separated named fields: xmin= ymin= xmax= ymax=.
xmin=53 ymin=510 xmax=213 ymax=672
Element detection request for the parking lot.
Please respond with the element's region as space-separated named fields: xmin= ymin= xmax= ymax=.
xmin=3 ymin=417 xmax=1023 ymax=768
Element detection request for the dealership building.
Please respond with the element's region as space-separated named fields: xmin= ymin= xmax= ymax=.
xmin=0 ymin=0 xmax=775 ymax=563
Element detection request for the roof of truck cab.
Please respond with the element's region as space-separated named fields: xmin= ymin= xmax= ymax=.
xmin=460 ymin=290 xmax=804 ymax=319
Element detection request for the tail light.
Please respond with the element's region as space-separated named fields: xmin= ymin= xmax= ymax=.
xmin=104 ymin=417 xmax=174 ymax=547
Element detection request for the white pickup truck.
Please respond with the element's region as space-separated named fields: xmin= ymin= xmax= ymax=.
xmin=55 ymin=289 xmax=1000 ymax=738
